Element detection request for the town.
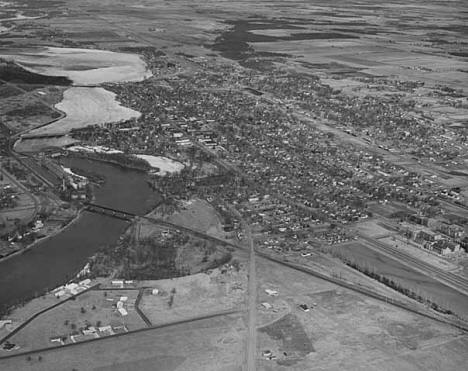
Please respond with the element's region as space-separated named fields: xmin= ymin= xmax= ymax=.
xmin=0 ymin=0 xmax=468 ymax=370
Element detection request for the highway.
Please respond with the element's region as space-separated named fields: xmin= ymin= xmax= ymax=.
xmin=245 ymin=222 xmax=257 ymax=371
xmin=359 ymin=234 xmax=468 ymax=296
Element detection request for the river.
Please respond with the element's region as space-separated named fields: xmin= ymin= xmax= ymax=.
xmin=0 ymin=157 xmax=159 ymax=313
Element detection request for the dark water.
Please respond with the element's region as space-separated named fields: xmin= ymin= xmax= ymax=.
xmin=0 ymin=157 xmax=158 ymax=313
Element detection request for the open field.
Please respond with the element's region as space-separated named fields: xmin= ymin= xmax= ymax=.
xmin=0 ymin=312 xmax=246 ymax=371
xmin=0 ymin=166 xmax=37 ymax=232
xmin=4 ymin=289 xmax=145 ymax=353
xmin=28 ymin=87 xmax=140 ymax=136
xmin=0 ymin=96 xmax=60 ymax=133
xmin=135 ymin=155 xmax=185 ymax=176
xmin=13 ymin=135 xmax=78 ymax=152
xmin=379 ymin=235 xmax=460 ymax=273
xmin=331 ymin=242 xmax=468 ymax=319
xmin=139 ymin=264 xmax=246 ymax=325
xmin=149 ymin=198 xmax=226 ymax=238
xmin=256 ymin=258 xmax=468 ymax=371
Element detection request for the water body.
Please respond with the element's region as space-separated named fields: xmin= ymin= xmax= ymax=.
xmin=0 ymin=157 xmax=158 ymax=313
xmin=333 ymin=243 xmax=468 ymax=319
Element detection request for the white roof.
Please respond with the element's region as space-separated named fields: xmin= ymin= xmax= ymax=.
xmin=55 ymin=290 xmax=66 ymax=297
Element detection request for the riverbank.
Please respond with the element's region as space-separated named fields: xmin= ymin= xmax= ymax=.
xmin=0 ymin=207 xmax=80 ymax=265
xmin=0 ymin=157 xmax=159 ymax=315
xmin=66 ymin=152 xmax=150 ymax=173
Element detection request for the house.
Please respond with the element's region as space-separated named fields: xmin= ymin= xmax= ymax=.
xmin=79 ymin=278 xmax=91 ymax=287
xmin=118 ymin=307 xmax=128 ymax=316
xmin=111 ymin=280 xmax=124 ymax=288
xmin=0 ymin=320 xmax=12 ymax=329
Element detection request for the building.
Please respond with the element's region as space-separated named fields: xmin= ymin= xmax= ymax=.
xmin=431 ymin=240 xmax=460 ymax=255
xmin=437 ymin=222 xmax=465 ymax=239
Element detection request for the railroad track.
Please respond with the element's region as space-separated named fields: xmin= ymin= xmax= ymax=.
xmin=359 ymin=235 xmax=468 ymax=295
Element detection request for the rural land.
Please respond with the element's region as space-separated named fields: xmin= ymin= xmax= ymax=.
xmin=0 ymin=0 xmax=468 ymax=370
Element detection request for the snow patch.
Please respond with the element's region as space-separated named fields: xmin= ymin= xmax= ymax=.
xmin=135 ymin=155 xmax=185 ymax=176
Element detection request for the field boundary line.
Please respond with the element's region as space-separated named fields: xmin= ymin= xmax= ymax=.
xmin=0 ymin=308 xmax=242 ymax=360
xmin=0 ymin=284 xmax=101 ymax=346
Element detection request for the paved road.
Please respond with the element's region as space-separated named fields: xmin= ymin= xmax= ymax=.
xmin=245 ymin=222 xmax=257 ymax=371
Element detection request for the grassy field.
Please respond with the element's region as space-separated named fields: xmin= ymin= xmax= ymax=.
xmin=256 ymin=258 xmax=468 ymax=371
xmin=5 ymin=289 xmax=145 ymax=353
xmin=330 ymin=242 xmax=468 ymax=319
xmin=149 ymin=198 xmax=227 ymax=238
xmin=0 ymin=313 xmax=246 ymax=371
xmin=139 ymin=264 xmax=247 ymax=325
